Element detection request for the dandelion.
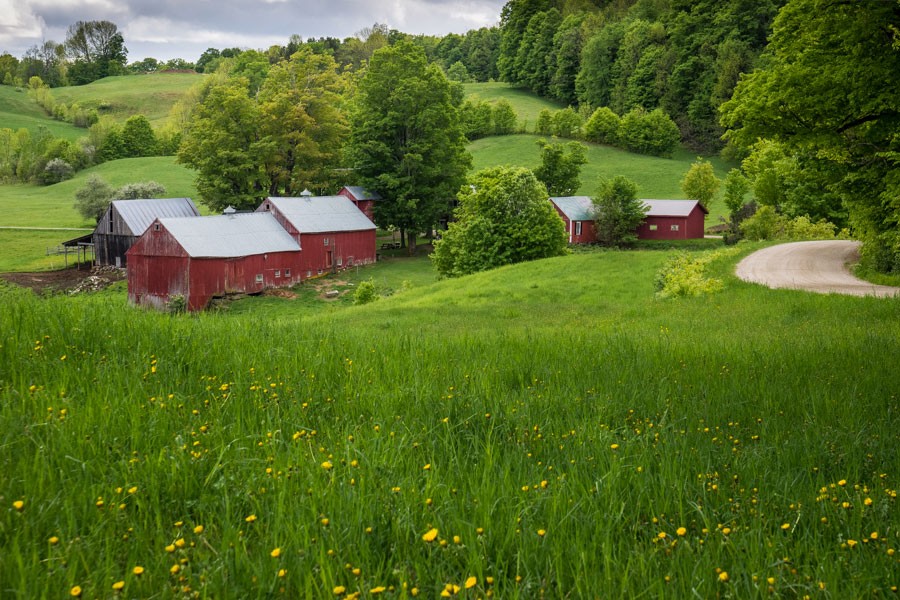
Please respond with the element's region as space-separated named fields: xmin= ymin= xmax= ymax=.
xmin=112 ymin=581 xmax=125 ymax=591
xmin=334 ymin=586 xmax=346 ymax=595
xmin=12 ymin=500 xmax=24 ymax=511
xmin=370 ymin=586 xmax=386 ymax=594
xmin=767 ymin=577 xmax=776 ymax=585
xmin=422 ymin=528 xmax=439 ymax=542
xmin=718 ymin=571 xmax=729 ymax=582
xmin=128 ymin=486 xmax=137 ymax=494
xmin=537 ymin=529 xmax=546 ymax=537
xmin=864 ymin=497 xmax=873 ymax=506
xmin=133 ymin=566 xmax=145 ymax=576
xmin=170 ymin=564 xmax=180 ymax=575
xmin=846 ymin=539 xmax=858 ymax=548
xmin=165 ymin=543 xmax=175 ymax=553
xmin=838 ymin=480 xmax=847 ymax=487
xmin=322 ymin=461 xmax=333 ymax=470
xmin=781 ymin=523 xmax=790 ymax=531
xmin=245 ymin=514 xmax=257 ymax=523
xmin=271 ymin=547 xmax=282 ymax=558
xmin=465 ymin=576 xmax=477 ymax=589
xmin=278 ymin=569 xmax=287 ymax=578
xmin=676 ymin=527 xmax=687 ymax=536
xmin=49 ymin=536 xmax=59 ymax=545
xmin=870 ymin=531 xmax=879 ymax=540
xmin=321 ymin=518 xmax=330 ymax=526
xmin=657 ymin=531 xmax=667 ymax=539
xmin=722 ymin=527 xmax=731 ymax=535
xmin=70 ymin=586 xmax=82 ymax=597
xmin=423 ymin=464 xmax=431 ymax=471
xmin=610 ymin=444 xmax=619 ymax=450
xmin=193 ymin=525 xmax=204 ymax=534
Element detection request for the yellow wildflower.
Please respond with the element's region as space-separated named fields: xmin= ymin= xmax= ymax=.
xmin=271 ymin=547 xmax=282 ymax=558
xmin=718 ymin=571 xmax=729 ymax=582
xmin=465 ymin=576 xmax=477 ymax=589
xmin=133 ymin=566 xmax=144 ymax=576
xmin=193 ymin=525 xmax=204 ymax=534
xmin=322 ymin=461 xmax=333 ymax=470
xmin=333 ymin=586 xmax=346 ymax=595
xmin=70 ymin=586 xmax=82 ymax=597
xmin=13 ymin=500 xmax=24 ymax=511
xmin=422 ymin=528 xmax=439 ymax=542
xmin=112 ymin=581 xmax=124 ymax=591
xmin=245 ymin=514 xmax=257 ymax=523
xmin=676 ymin=527 xmax=687 ymax=536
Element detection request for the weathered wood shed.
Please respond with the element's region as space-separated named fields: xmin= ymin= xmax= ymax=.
xmin=257 ymin=195 xmax=377 ymax=278
xmin=126 ymin=212 xmax=302 ymax=311
xmin=637 ymin=200 xmax=708 ymax=240
xmin=337 ymin=186 xmax=381 ymax=222
xmin=93 ymin=198 xmax=200 ymax=268
xmin=549 ymin=196 xmax=598 ymax=244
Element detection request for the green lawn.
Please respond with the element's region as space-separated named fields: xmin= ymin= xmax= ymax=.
xmin=464 ymin=82 xmax=565 ymax=129
xmin=1 ymin=246 xmax=897 ymax=598
xmin=0 ymin=85 xmax=85 ymax=141
xmin=49 ymin=73 xmax=205 ymax=127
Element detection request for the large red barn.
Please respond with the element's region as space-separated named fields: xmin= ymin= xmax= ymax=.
xmin=127 ymin=212 xmax=302 ymax=311
xmin=549 ymin=196 xmax=597 ymax=244
xmin=257 ymin=195 xmax=376 ymax=278
xmin=637 ymin=200 xmax=708 ymax=240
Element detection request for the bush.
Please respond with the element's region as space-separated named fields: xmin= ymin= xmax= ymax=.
xmin=492 ymin=99 xmax=517 ymax=135
xmin=583 ymin=106 xmax=620 ymax=145
xmin=592 ymin=175 xmax=646 ymax=246
xmin=551 ymin=107 xmax=582 ymax=138
xmin=40 ymin=158 xmax=73 ymax=184
xmin=353 ymin=279 xmax=378 ymax=305
xmin=535 ymin=109 xmax=553 ymax=135
xmin=654 ymin=248 xmax=740 ymax=299
xmin=618 ymin=107 xmax=680 ymax=157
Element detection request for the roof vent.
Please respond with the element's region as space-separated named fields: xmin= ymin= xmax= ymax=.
xmin=300 ymin=189 xmax=312 ymax=197
xmin=223 ymin=206 xmax=236 ymax=218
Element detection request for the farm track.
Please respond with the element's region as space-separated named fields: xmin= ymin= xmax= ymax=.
xmin=735 ymin=240 xmax=900 ymax=297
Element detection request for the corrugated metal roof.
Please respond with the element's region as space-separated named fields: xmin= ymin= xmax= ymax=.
xmin=159 ymin=212 xmax=300 ymax=258
xmin=550 ymin=196 xmax=595 ymax=221
xmin=113 ymin=198 xmax=200 ymax=236
xmin=342 ymin=186 xmax=381 ymax=201
xmin=641 ymin=199 xmax=707 ymax=217
xmin=264 ymin=196 xmax=376 ymax=233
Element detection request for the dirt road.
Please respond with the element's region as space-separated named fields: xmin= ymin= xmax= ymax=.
xmin=735 ymin=240 xmax=900 ymax=297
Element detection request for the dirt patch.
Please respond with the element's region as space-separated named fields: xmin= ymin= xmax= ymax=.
xmin=264 ymin=288 xmax=298 ymax=300
xmin=1 ymin=265 xmax=126 ymax=295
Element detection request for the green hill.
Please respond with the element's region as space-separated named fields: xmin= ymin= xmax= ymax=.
xmin=463 ymin=81 xmax=565 ymax=127
xmin=0 ymin=245 xmax=897 ymax=597
xmin=0 ymin=85 xmax=84 ymax=141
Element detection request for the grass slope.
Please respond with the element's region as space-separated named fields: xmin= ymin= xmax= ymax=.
xmin=0 ymin=85 xmax=85 ymax=141
xmin=1 ymin=248 xmax=897 ymax=598
xmin=463 ymin=81 xmax=565 ymax=127
xmin=49 ymin=73 xmax=205 ymax=127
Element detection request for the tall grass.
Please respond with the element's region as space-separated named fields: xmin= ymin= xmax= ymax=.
xmin=1 ymin=249 xmax=897 ymax=598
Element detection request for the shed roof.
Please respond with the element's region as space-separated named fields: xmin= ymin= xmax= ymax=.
xmin=158 ymin=212 xmax=300 ymax=258
xmin=341 ymin=186 xmax=381 ymax=201
xmin=112 ymin=198 xmax=200 ymax=236
xmin=641 ymin=199 xmax=708 ymax=217
xmin=264 ymin=196 xmax=376 ymax=233
xmin=549 ymin=196 xmax=595 ymax=221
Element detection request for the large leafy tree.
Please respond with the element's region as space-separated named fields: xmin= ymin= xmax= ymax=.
xmin=178 ymin=49 xmax=347 ymax=211
xmin=680 ymin=158 xmax=721 ymax=209
xmin=65 ymin=21 xmax=128 ymax=84
xmin=593 ymin=175 xmax=647 ymax=246
xmin=348 ymin=40 xmax=471 ymax=252
xmin=534 ymin=139 xmax=587 ymax=196
xmin=720 ymin=0 xmax=900 ymax=272
xmin=431 ymin=167 xmax=567 ymax=278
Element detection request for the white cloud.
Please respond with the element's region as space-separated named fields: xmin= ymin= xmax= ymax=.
xmin=0 ymin=0 xmax=46 ymax=50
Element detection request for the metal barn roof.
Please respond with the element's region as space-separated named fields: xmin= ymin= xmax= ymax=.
xmin=341 ymin=186 xmax=381 ymax=201
xmin=264 ymin=196 xmax=376 ymax=233
xmin=159 ymin=212 xmax=300 ymax=258
xmin=113 ymin=198 xmax=200 ymax=236
xmin=641 ymin=199 xmax=707 ymax=217
xmin=549 ymin=196 xmax=595 ymax=221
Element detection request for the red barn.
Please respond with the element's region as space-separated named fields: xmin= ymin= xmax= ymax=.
xmin=337 ymin=186 xmax=381 ymax=222
xmin=127 ymin=212 xmax=302 ymax=311
xmin=637 ymin=200 xmax=708 ymax=240
xmin=257 ymin=195 xmax=376 ymax=278
xmin=549 ymin=196 xmax=597 ymax=244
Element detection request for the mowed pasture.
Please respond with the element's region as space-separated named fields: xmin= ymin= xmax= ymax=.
xmin=0 ymin=85 xmax=85 ymax=142
xmin=1 ymin=246 xmax=898 ymax=598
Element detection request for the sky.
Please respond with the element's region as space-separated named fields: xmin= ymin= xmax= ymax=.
xmin=1 ymin=0 xmax=506 ymax=63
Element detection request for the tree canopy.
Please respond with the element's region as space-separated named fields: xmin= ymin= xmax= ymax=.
xmin=592 ymin=175 xmax=647 ymax=246
xmin=534 ymin=139 xmax=587 ymax=196
xmin=348 ymin=40 xmax=471 ymax=252
xmin=432 ymin=166 xmax=568 ymax=277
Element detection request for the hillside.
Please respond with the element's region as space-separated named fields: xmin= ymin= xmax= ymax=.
xmin=463 ymin=81 xmax=565 ymax=127
xmin=0 ymin=85 xmax=84 ymax=141
xmin=1 ymin=246 xmax=898 ymax=597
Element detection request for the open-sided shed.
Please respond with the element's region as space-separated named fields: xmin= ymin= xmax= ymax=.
xmin=127 ymin=212 xmax=302 ymax=311
xmin=637 ymin=199 xmax=708 ymax=240
xmin=549 ymin=196 xmax=597 ymax=244
xmin=257 ymin=195 xmax=377 ymax=278
xmin=93 ymin=198 xmax=200 ymax=268
xmin=337 ymin=186 xmax=381 ymax=222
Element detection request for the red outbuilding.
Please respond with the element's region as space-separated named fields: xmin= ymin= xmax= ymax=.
xmin=127 ymin=212 xmax=302 ymax=311
xmin=637 ymin=199 xmax=708 ymax=240
xmin=257 ymin=195 xmax=377 ymax=278
xmin=549 ymin=196 xmax=597 ymax=244
xmin=337 ymin=186 xmax=381 ymax=222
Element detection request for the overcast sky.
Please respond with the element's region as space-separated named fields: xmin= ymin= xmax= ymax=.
xmin=1 ymin=0 xmax=506 ymax=62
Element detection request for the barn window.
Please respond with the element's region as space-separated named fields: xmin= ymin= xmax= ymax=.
xmin=575 ymin=221 xmax=582 ymax=236
xmin=649 ymin=224 xmax=658 ymax=231
xmin=154 ymin=223 xmax=160 ymax=231
xmin=337 ymin=256 xmax=343 ymax=267
xmin=285 ymin=269 xmax=291 ymax=278
xmin=347 ymin=257 xmax=354 ymax=266
xmin=265 ymin=203 xmax=270 ymax=211
xmin=275 ymin=270 xmax=281 ymax=278
xmin=306 ymin=271 xmax=312 ymax=278
xmin=670 ymin=224 xmax=680 ymax=231
xmin=324 ymin=238 xmax=330 ymax=246
xmin=255 ymin=273 xmax=263 ymax=283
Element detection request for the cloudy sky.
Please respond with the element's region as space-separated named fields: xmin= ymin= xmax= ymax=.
xmin=1 ymin=0 xmax=506 ymax=62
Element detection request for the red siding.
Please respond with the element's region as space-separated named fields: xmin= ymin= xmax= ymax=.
xmin=298 ymin=230 xmax=376 ymax=278
xmin=636 ymin=205 xmax=706 ymax=240
xmin=338 ymin=190 xmax=376 ymax=221
xmin=552 ymin=205 xmax=597 ymax=244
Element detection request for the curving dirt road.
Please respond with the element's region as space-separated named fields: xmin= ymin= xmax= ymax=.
xmin=735 ymin=240 xmax=900 ymax=297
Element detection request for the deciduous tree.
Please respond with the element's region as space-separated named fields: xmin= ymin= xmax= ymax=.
xmin=680 ymin=158 xmax=720 ymax=209
xmin=592 ymin=175 xmax=646 ymax=246
xmin=534 ymin=139 xmax=587 ymax=196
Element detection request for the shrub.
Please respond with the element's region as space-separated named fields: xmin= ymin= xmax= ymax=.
xmin=618 ymin=107 xmax=680 ymax=157
xmin=353 ymin=279 xmax=378 ymax=305
xmin=492 ymin=99 xmax=517 ymax=135
xmin=535 ymin=109 xmax=553 ymax=135
xmin=40 ymin=158 xmax=73 ymax=184
xmin=654 ymin=248 xmax=740 ymax=299
xmin=583 ymin=106 xmax=620 ymax=145
xmin=551 ymin=107 xmax=582 ymax=138
xmin=592 ymin=175 xmax=646 ymax=246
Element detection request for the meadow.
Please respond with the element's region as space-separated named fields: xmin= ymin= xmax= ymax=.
xmin=1 ymin=245 xmax=898 ymax=598
xmin=0 ymin=86 xmax=84 ymax=142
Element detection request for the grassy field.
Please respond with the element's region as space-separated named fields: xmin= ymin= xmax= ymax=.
xmin=463 ymin=82 xmax=565 ymax=129
xmin=469 ymin=134 xmax=734 ymax=224
xmin=1 ymin=245 xmax=897 ymax=598
xmin=49 ymin=73 xmax=205 ymax=127
xmin=0 ymin=85 xmax=85 ymax=141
